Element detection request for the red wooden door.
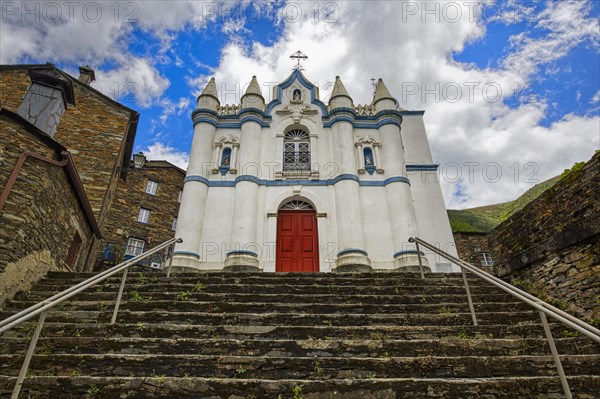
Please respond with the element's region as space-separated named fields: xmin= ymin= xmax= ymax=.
xmin=276 ymin=210 xmax=319 ymax=272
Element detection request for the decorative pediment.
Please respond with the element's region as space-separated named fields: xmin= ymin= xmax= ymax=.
xmin=215 ymin=135 xmax=239 ymax=147
xmin=355 ymin=135 xmax=381 ymax=147
xmin=276 ymin=102 xmax=318 ymax=124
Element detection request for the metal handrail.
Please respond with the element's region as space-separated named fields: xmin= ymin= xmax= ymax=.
xmin=410 ymin=237 xmax=600 ymax=399
xmin=1 ymin=237 xmax=181 ymax=399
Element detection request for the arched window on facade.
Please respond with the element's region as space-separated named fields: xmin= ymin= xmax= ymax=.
xmin=283 ymin=129 xmax=311 ymax=172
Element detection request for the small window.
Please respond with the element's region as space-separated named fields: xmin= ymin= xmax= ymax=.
xmin=178 ymin=190 xmax=183 ymax=203
xmin=126 ymin=238 xmax=145 ymax=257
xmin=481 ymin=253 xmax=494 ymax=267
xmin=292 ymin=89 xmax=301 ymax=101
xmin=172 ymin=217 xmax=178 ymax=231
xmin=138 ymin=208 xmax=150 ymax=224
xmin=145 ymin=180 xmax=158 ymax=195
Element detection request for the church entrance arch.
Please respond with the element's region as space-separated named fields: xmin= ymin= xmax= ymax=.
xmin=276 ymin=200 xmax=320 ymax=272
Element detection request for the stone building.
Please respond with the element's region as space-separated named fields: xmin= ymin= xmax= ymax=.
xmin=173 ymin=69 xmax=457 ymax=272
xmin=0 ymin=63 xmax=139 ymax=271
xmin=453 ymin=232 xmax=495 ymax=272
xmin=96 ymin=154 xmax=185 ymax=269
xmin=0 ymin=108 xmax=101 ymax=306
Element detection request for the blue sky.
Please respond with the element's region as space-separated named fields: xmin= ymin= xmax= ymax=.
xmin=1 ymin=0 xmax=598 ymax=208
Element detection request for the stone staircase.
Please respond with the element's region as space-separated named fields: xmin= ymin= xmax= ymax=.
xmin=1 ymin=271 xmax=599 ymax=398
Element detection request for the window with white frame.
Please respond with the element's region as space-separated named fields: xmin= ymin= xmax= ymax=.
xmin=172 ymin=217 xmax=178 ymax=231
xmin=283 ymin=129 xmax=310 ymax=171
xmin=137 ymin=208 xmax=150 ymax=224
xmin=145 ymin=180 xmax=158 ymax=195
xmin=125 ymin=238 xmax=145 ymax=256
xmin=178 ymin=190 xmax=183 ymax=203
xmin=480 ymin=252 xmax=494 ymax=267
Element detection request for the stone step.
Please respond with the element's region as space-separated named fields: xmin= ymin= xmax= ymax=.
xmin=6 ymin=300 xmax=532 ymax=315
xmin=2 ymin=321 xmax=569 ymax=341
xmin=46 ymin=271 xmax=485 ymax=283
xmin=2 ymin=337 xmax=596 ymax=357
xmin=2 ymin=375 xmax=599 ymax=399
xmin=2 ymin=354 xmax=598 ymax=379
xmin=14 ymin=290 xmax=518 ymax=305
xmin=27 ymin=283 xmax=508 ymax=296
xmin=0 ymin=310 xmax=541 ymax=327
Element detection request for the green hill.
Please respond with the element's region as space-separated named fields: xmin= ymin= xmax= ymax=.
xmin=448 ymin=175 xmax=562 ymax=233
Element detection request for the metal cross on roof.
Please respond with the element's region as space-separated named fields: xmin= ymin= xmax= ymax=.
xmin=290 ymin=51 xmax=308 ymax=70
xmin=371 ymin=78 xmax=378 ymax=96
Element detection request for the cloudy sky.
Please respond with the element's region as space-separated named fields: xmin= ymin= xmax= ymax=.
xmin=2 ymin=0 xmax=598 ymax=209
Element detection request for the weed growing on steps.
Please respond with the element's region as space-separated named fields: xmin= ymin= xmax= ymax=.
xmin=193 ymin=282 xmax=205 ymax=292
xmin=560 ymin=329 xmax=581 ymax=338
xmin=292 ymin=385 xmax=303 ymax=399
xmin=176 ymin=290 xmax=192 ymax=301
xmin=314 ymin=359 xmax=323 ymax=375
xmin=438 ymin=306 xmax=451 ymax=314
xmin=86 ymin=385 xmax=100 ymax=398
xmin=130 ymin=291 xmax=143 ymax=302
xmin=457 ymin=328 xmax=470 ymax=340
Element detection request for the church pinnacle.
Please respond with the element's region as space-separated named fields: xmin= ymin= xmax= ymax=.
xmin=241 ymin=75 xmax=265 ymax=111
xmin=329 ymin=76 xmax=353 ymax=109
xmin=197 ymin=77 xmax=220 ymax=111
xmin=372 ymin=78 xmax=397 ymax=111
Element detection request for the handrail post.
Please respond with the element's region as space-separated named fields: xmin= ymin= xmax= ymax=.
xmin=415 ymin=242 xmax=425 ymax=279
xmin=539 ymin=311 xmax=572 ymax=399
xmin=111 ymin=266 xmax=129 ymax=324
xmin=166 ymin=245 xmax=174 ymax=278
xmin=12 ymin=311 xmax=47 ymax=399
xmin=461 ymin=267 xmax=478 ymax=326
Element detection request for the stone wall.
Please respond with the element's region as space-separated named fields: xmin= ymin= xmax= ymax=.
xmin=0 ymin=113 xmax=94 ymax=307
xmin=95 ymin=160 xmax=185 ymax=269
xmin=488 ymin=152 xmax=600 ymax=319
xmin=453 ymin=232 xmax=494 ymax=273
xmin=0 ymin=65 xmax=138 ymax=270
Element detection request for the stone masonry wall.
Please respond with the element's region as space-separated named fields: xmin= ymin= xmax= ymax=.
xmin=0 ymin=67 xmax=133 ymax=227
xmin=0 ymin=66 xmax=137 ymax=270
xmin=453 ymin=232 xmax=494 ymax=273
xmin=95 ymin=161 xmax=185 ymax=269
xmin=0 ymin=115 xmax=94 ymax=307
xmin=53 ymin=80 xmax=132 ymax=229
xmin=489 ymin=152 xmax=600 ymax=319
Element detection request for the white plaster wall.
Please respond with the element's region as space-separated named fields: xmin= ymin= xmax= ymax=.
xmin=401 ymin=115 xmax=434 ymax=164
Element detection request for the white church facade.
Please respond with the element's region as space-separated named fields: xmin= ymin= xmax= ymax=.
xmin=172 ymin=68 xmax=457 ymax=273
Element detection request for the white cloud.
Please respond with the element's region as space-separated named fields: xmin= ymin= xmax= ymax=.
xmin=0 ymin=1 xmax=240 ymax=107
xmin=189 ymin=0 xmax=599 ymax=209
xmin=142 ymin=142 xmax=189 ymax=170
xmin=158 ymin=97 xmax=192 ymax=125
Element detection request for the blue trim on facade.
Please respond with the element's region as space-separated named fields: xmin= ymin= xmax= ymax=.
xmin=227 ymin=250 xmax=258 ymax=257
xmin=184 ymin=174 xmax=410 ymax=187
xmin=337 ymin=248 xmax=369 ymax=257
xmin=406 ymin=164 xmax=439 ymax=171
xmin=265 ymin=69 xmax=329 ymax=116
xmin=393 ymin=250 xmax=425 ymax=258
xmin=173 ymin=250 xmax=200 ymax=259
